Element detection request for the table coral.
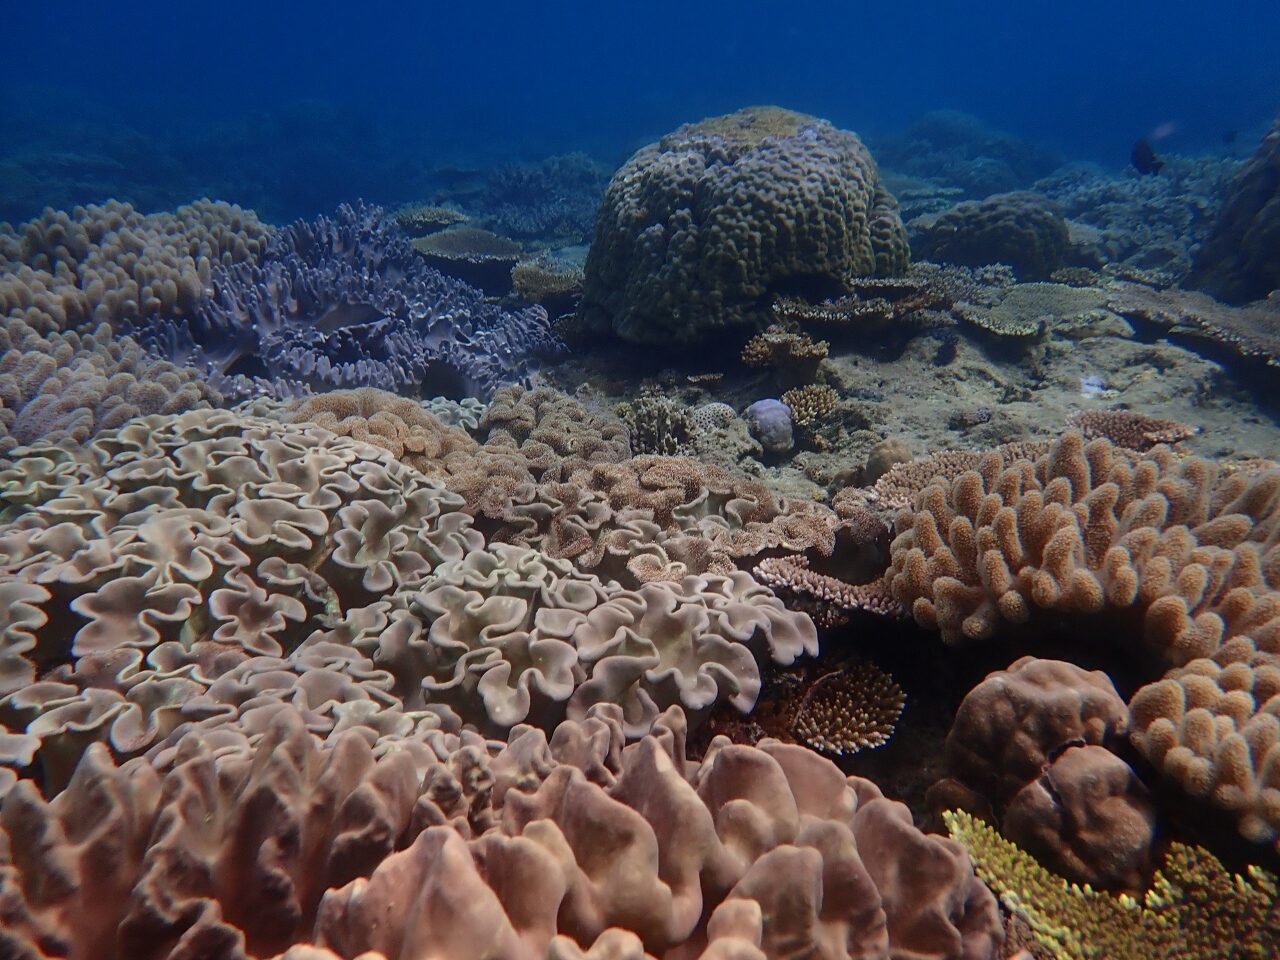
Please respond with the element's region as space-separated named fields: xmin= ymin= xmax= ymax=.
xmin=946 ymin=808 xmax=1279 ymax=960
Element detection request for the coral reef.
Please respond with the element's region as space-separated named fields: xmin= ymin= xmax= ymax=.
xmin=131 ymin=202 xmax=563 ymax=401
xmin=618 ymin=395 xmax=696 ymax=456
xmin=580 ymin=107 xmax=909 ymax=344
xmin=1188 ymin=119 xmax=1280 ymax=303
xmin=0 ymin=409 xmax=482 ymax=785
xmin=874 ymin=111 xmax=1061 ymax=200
xmin=1035 ymin=156 xmax=1238 ymax=276
xmin=455 ymin=153 xmax=611 ymax=245
xmin=510 ymin=256 xmax=584 ymax=314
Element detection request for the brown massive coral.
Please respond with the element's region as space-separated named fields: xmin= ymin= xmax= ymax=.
xmin=0 ymin=702 xmax=1004 ymax=960
xmin=580 ymin=106 xmax=909 ymax=344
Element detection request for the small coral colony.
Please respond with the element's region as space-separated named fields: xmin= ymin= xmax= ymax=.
xmin=3 ymin=105 xmax=1280 ymax=959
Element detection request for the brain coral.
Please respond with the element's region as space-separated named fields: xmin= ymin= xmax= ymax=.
xmin=580 ymin=106 xmax=909 ymax=344
xmin=131 ymin=202 xmax=563 ymax=401
xmin=0 ymin=701 xmax=1004 ymax=959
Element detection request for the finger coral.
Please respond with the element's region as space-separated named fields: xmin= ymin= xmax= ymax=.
xmin=0 ymin=198 xmax=267 ymax=336
xmin=886 ymin=431 xmax=1280 ymax=661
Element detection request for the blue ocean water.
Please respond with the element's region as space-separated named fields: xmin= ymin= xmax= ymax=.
xmin=4 ymin=0 xmax=1278 ymax=221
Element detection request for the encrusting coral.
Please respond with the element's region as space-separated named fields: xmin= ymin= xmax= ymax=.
xmin=0 ymin=701 xmax=1006 ymax=960
xmin=945 ymin=808 xmax=1279 ymax=960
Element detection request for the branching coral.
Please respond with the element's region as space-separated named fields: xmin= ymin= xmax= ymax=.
xmin=1067 ymin=409 xmax=1198 ymax=451
xmin=789 ymin=663 xmax=904 ymax=756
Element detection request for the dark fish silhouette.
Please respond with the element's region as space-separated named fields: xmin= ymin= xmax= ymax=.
xmin=1131 ymin=138 xmax=1164 ymax=175
xmin=1223 ymin=129 xmax=1238 ymax=145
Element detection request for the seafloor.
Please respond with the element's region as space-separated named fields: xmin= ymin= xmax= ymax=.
xmin=0 ymin=106 xmax=1278 ymax=959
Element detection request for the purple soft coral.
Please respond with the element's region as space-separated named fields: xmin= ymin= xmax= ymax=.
xmin=129 ymin=202 xmax=564 ymax=401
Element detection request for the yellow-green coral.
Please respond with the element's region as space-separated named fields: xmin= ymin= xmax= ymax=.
xmin=944 ymin=809 xmax=1279 ymax=960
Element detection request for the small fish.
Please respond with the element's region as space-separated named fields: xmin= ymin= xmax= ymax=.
xmin=1223 ymin=129 xmax=1238 ymax=145
xmin=1131 ymin=138 xmax=1164 ymax=175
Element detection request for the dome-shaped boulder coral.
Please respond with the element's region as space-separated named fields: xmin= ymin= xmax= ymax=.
xmin=579 ymin=106 xmax=910 ymax=345
xmin=912 ymin=190 xmax=1070 ymax=280
xmin=1188 ymin=118 xmax=1280 ymax=304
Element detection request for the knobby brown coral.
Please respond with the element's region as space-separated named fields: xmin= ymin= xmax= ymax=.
xmin=0 ymin=701 xmax=1005 ymax=960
